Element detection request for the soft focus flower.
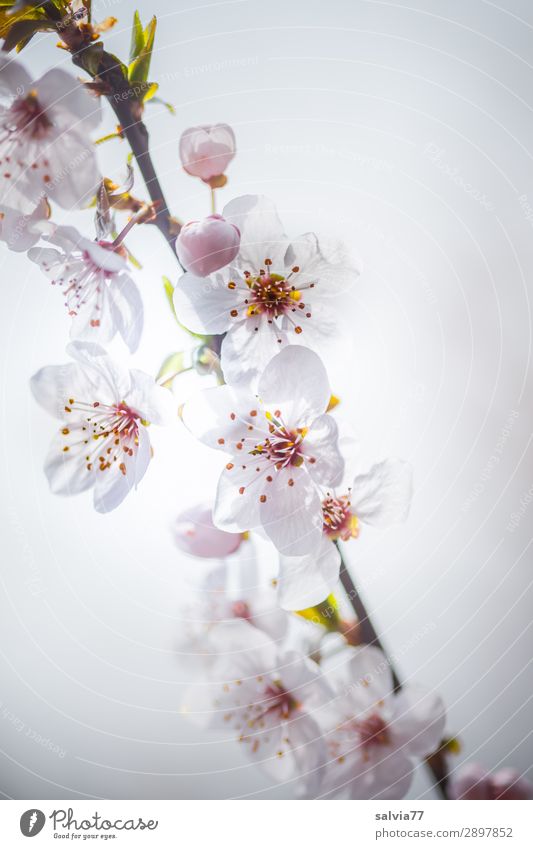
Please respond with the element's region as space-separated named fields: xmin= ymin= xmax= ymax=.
xmin=176 ymin=562 xmax=289 ymax=676
xmin=176 ymin=214 xmax=240 ymax=277
xmin=316 ymin=644 xmax=445 ymax=799
xmin=174 ymin=503 xmax=245 ymax=558
xmin=182 ymin=345 xmax=344 ymax=556
xmin=450 ymin=763 xmax=533 ymax=800
xmin=0 ymin=195 xmax=50 ymax=251
xmin=0 ymin=62 xmax=101 ymax=210
xmin=278 ymin=459 xmax=413 ymax=610
xmin=183 ymin=620 xmax=331 ymax=795
xmin=31 ymin=341 xmax=175 ymax=512
xmin=173 ymin=195 xmax=358 ymax=386
xmin=179 ymin=123 xmax=236 ymax=183
xmin=28 ymin=225 xmax=143 ymax=353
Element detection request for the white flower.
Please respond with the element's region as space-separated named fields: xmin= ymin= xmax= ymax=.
xmin=28 ymin=225 xmax=143 ymax=353
xmin=316 ymin=645 xmax=445 ymax=799
xmin=182 ymin=620 xmax=332 ymax=796
xmin=30 ymin=341 xmax=175 ymax=513
xmin=0 ymin=195 xmax=51 ymax=251
xmin=278 ymin=459 xmax=413 ymax=610
xmin=182 ymin=345 xmax=344 ymax=556
xmin=173 ymin=195 xmax=358 ymax=386
xmin=0 ymin=61 xmax=100 ymax=210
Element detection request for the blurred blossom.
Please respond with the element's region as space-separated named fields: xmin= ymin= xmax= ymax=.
xmin=174 ymin=504 xmax=244 ymax=558
xmin=450 ymin=763 xmax=533 ymax=800
xmin=179 ymin=123 xmax=236 ymax=183
xmin=176 ymin=214 xmax=240 ymax=276
xmin=0 ymin=61 xmax=100 ymax=210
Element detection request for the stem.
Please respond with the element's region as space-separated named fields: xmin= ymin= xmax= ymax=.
xmin=336 ymin=543 xmax=449 ymax=799
xmin=59 ymin=25 xmax=181 ymax=257
xmin=210 ymin=186 xmax=216 ymax=214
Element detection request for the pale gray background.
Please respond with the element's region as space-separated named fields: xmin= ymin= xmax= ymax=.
xmin=0 ymin=0 xmax=532 ymax=799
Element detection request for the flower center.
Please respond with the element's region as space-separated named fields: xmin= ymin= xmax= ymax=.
xmin=322 ymin=494 xmax=359 ymax=541
xmin=231 ymin=600 xmax=251 ymax=620
xmin=250 ymin=413 xmax=307 ymax=469
xmin=8 ymin=92 xmax=52 ymax=140
xmin=354 ymin=712 xmax=390 ymax=751
xmin=229 ymin=257 xmax=314 ymax=335
xmin=61 ymin=398 xmax=141 ymax=475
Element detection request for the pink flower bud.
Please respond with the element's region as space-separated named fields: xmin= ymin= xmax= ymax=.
xmin=490 ymin=768 xmax=533 ymax=800
xmin=179 ymin=124 xmax=236 ymax=182
xmin=176 ymin=214 xmax=240 ymax=277
xmin=174 ymin=504 xmax=244 ymax=558
xmin=449 ymin=763 xmax=492 ymax=800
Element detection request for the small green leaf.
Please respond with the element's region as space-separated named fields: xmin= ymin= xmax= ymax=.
xmin=128 ymin=14 xmax=156 ymax=83
xmin=129 ymin=9 xmax=144 ymax=63
xmin=297 ymin=595 xmax=341 ymax=631
xmin=81 ymin=40 xmax=104 ymax=76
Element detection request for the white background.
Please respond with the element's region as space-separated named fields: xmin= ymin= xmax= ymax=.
xmin=0 ymin=0 xmax=532 ymax=799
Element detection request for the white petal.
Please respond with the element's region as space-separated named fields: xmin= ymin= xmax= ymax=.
xmin=127 ymin=370 xmax=176 ymax=426
xmin=43 ymin=427 xmax=96 ymax=496
xmin=278 ymin=537 xmax=341 ymax=610
xmin=66 ymin=340 xmax=130 ymax=403
xmin=348 ymin=752 xmax=413 ymax=800
xmin=181 ymin=384 xmax=261 ymax=451
xmin=36 ymin=68 xmax=101 ymax=130
xmin=351 ymin=459 xmax=413 ymax=527
xmin=259 ymin=465 xmax=323 ymax=556
xmin=173 ymin=271 xmax=236 ymax=334
xmin=213 ymin=463 xmax=262 ymax=533
xmin=0 ymin=60 xmax=31 ymax=97
xmin=222 ymin=195 xmax=288 ymax=268
xmin=254 ymin=712 xmax=326 ymax=797
xmin=43 ymin=131 xmax=100 ymax=209
xmin=389 ymin=686 xmax=446 ymax=758
xmin=324 ymin=644 xmax=393 ymax=705
xmin=285 ymin=232 xmax=359 ymax=297
xmin=31 ymin=362 xmax=87 ymax=419
xmin=107 ymin=273 xmax=144 ymax=353
xmin=304 ymin=413 xmax=344 ymax=487
xmin=220 ymin=314 xmax=287 ymax=388
xmin=258 ymin=345 xmax=330 ymax=425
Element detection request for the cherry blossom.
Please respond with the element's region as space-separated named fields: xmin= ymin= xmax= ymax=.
xmin=0 ymin=61 xmax=101 ymax=210
xmin=28 ymin=225 xmax=143 ymax=353
xmin=176 ymin=214 xmax=240 ymax=277
xmin=183 ymin=620 xmax=331 ymax=795
xmin=176 ymin=561 xmax=289 ymax=677
xmin=450 ymin=763 xmax=533 ymax=800
xmin=179 ymin=123 xmax=236 ymax=183
xmin=182 ymin=345 xmax=344 ymax=556
xmin=173 ymin=195 xmax=358 ymax=386
xmin=278 ymin=459 xmax=413 ymax=610
xmin=315 ymin=644 xmax=445 ymax=799
xmin=30 ymin=341 xmax=175 ymax=512
xmin=174 ymin=503 xmax=245 ymax=558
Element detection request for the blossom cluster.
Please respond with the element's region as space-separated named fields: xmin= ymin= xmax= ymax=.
xmin=1 ymin=30 xmax=527 ymax=800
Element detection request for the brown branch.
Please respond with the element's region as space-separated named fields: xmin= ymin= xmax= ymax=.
xmin=337 ymin=544 xmax=449 ymax=799
xmin=57 ymin=21 xmax=180 ymax=255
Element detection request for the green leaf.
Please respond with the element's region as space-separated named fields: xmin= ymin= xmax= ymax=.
xmin=81 ymin=40 xmax=103 ymax=76
xmin=129 ymin=9 xmax=143 ymax=63
xmin=297 ymin=595 xmax=341 ymax=632
xmin=128 ymin=14 xmax=156 ymax=83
